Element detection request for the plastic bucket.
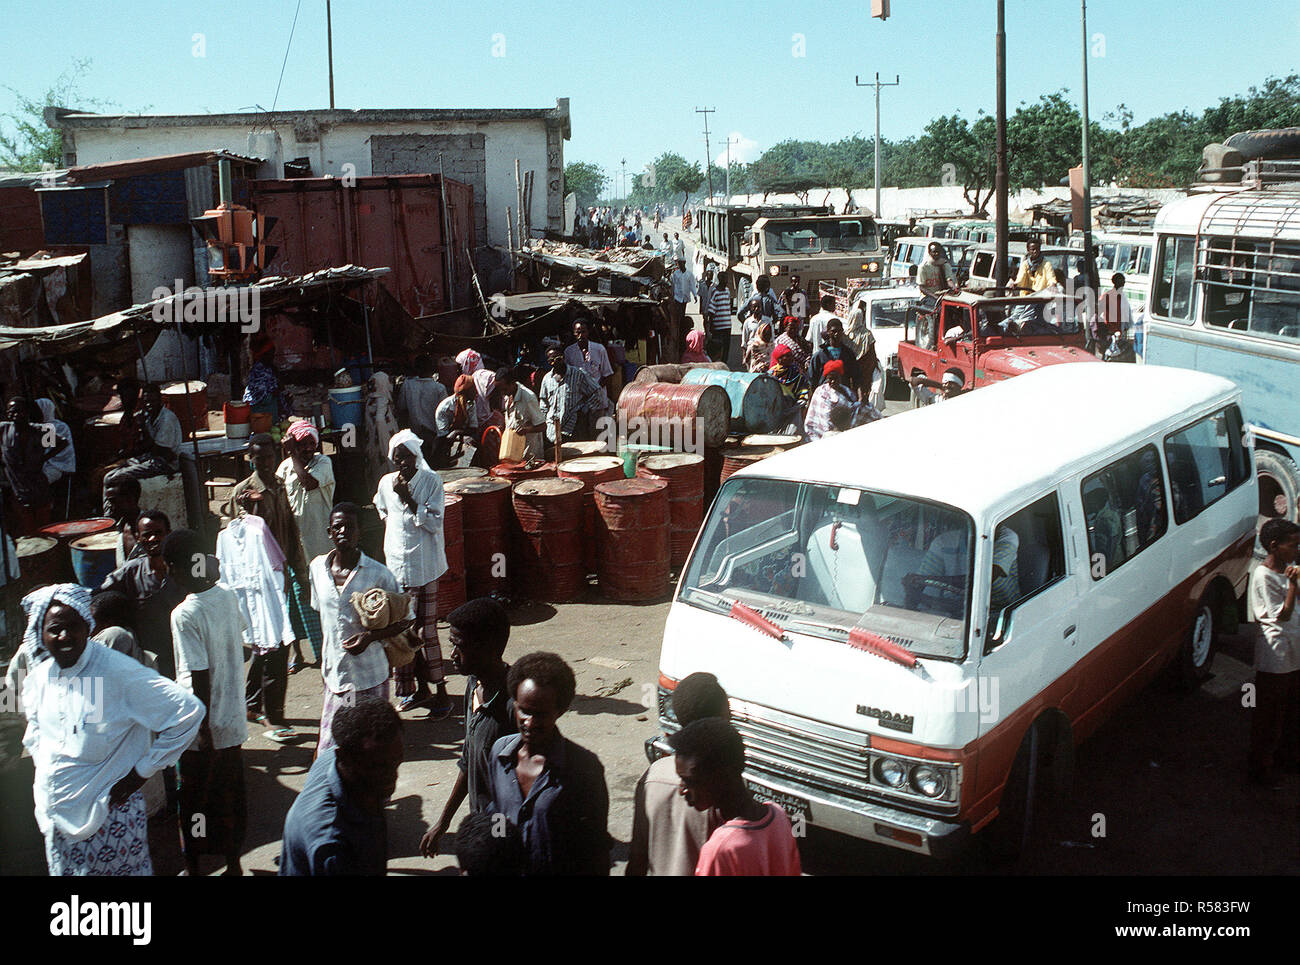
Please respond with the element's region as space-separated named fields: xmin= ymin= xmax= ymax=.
xmin=223 ymin=401 xmax=251 ymax=439
xmin=328 ymin=386 xmax=364 ymax=431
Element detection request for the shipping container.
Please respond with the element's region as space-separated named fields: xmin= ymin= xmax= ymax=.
xmin=250 ymin=175 xmax=475 ymax=318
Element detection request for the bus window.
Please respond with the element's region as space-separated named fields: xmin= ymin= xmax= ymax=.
xmin=1082 ymin=445 xmax=1168 ymax=580
xmin=1153 ymin=235 xmax=1196 ymax=321
xmin=1098 ymin=243 xmax=1117 ymax=271
xmin=1204 ymin=240 xmax=1300 ymax=342
xmin=1164 ymin=406 xmax=1251 ymax=525
xmin=1137 ymin=245 xmax=1152 ymax=275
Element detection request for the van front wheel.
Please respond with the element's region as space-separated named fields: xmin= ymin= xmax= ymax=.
xmin=983 ymin=725 xmax=1039 ymax=864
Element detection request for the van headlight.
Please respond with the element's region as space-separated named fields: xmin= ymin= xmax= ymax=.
xmin=911 ymin=765 xmax=948 ymax=798
xmin=874 ymin=757 xmax=907 ymax=788
xmin=769 ymin=265 xmax=781 ymax=276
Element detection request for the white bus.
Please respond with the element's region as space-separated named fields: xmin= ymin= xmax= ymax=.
xmin=1143 ymin=170 xmax=1300 ymax=528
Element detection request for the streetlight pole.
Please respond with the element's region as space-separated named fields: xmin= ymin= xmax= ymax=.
xmin=621 ymin=158 xmax=627 ymax=203
xmin=1080 ymin=0 xmax=1095 ymax=284
xmin=995 ymin=0 xmax=1009 ymax=291
xmin=725 ymin=135 xmax=740 ymax=204
xmin=856 ymin=73 xmax=900 ymax=218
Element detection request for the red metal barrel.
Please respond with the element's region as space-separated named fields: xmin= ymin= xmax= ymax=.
xmin=720 ymin=445 xmax=782 ymax=482
xmin=16 ymin=536 xmax=62 ymax=588
xmin=160 ymin=380 xmax=209 ymax=438
xmin=37 ymin=517 xmax=115 ymax=582
xmin=637 ymin=453 xmax=705 ymax=568
xmin=438 ymin=466 xmax=488 ymax=486
xmin=558 ymin=440 xmax=611 ymax=461
xmin=740 ymin=433 xmax=802 ymax=451
xmin=491 ymin=461 xmax=556 ymax=484
xmin=617 ymin=382 xmax=731 ymax=449
xmin=445 ymin=478 xmax=511 ymax=598
xmin=436 ymin=493 xmax=465 ymax=618
xmin=511 ymin=477 xmax=586 ymax=602
xmin=558 ymin=455 xmax=625 ymax=574
xmin=594 ymin=477 xmax=671 ymax=602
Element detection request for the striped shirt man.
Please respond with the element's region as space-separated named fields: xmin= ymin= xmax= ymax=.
xmin=539 ymin=365 xmax=607 ymax=443
xmin=709 ymin=286 xmax=733 ymax=336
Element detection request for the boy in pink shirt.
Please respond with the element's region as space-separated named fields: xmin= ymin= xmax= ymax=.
xmin=669 ymin=718 xmax=802 ymax=876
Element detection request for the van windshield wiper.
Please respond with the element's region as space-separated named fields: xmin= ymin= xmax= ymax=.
xmin=781 ymin=618 xmax=920 ymax=670
xmin=686 ymin=589 xmax=786 ymax=642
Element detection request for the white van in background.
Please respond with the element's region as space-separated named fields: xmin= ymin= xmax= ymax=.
xmin=652 ymin=364 xmax=1256 ymax=859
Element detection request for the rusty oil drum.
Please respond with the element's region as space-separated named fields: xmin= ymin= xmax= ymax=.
xmin=558 ymin=455 xmax=625 ymax=574
xmin=511 ymin=477 xmax=586 ymax=602
xmin=616 ymin=382 xmax=731 ymax=450
xmin=437 ymin=466 xmax=488 ymax=486
xmin=593 ymin=476 xmax=671 ymax=602
xmin=445 ymin=478 xmax=511 ymax=599
xmin=490 ymin=461 xmax=556 ymax=485
xmin=436 ymin=493 xmax=466 ymax=618
xmin=637 ymin=453 xmax=705 ymax=569
xmin=16 ymin=536 xmax=62 ymax=588
xmin=719 ymin=445 xmax=783 ymax=483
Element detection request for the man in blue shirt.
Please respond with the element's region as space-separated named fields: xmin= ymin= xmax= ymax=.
xmin=487 ymin=652 xmax=610 ymax=875
xmin=280 ymin=700 xmax=403 ymax=875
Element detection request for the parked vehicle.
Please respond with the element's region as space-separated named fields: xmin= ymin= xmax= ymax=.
xmin=1143 ymin=161 xmax=1300 ymax=530
xmin=964 ymin=242 xmax=1074 ymax=293
xmin=651 ymin=364 xmax=1256 ymax=858
xmin=1069 ymin=229 xmax=1154 ymax=322
xmin=889 ymin=238 xmax=975 ymax=285
xmin=896 ymin=291 xmax=1097 ymax=403
xmin=845 ymin=284 xmax=925 ymax=376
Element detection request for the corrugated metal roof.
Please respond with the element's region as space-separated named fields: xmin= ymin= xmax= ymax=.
xmin=65 ymin=151 xmax=263 ymax=184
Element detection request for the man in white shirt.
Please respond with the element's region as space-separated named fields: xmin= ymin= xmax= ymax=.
xmin=397 ymin=354 xmax=449 ymax=458
xmin=807 ymin=294 xmax=842 ymax=356
xmin=496 ymin=367 xmax=546 ymax=461
xmin=565 ymin=319 xmax=615 ymax=403
xmin=164 ymin=529 xmax=250 ymax=876
xmin=1247 ymin=518 xmax=1300 ymax=788
xmin=673 ymin=233 xmax=686 ymax=264
xmin=374 ymin=431 xmax=451 ymax=717
xmin=670 ymin=260 xmax=695 ymax=363
xmin=311 ymin=502 xmax=413 ymax=753
xmin=20 ymin=582 xmax=203 ymax=876
xmin=101 ymin=383 xmax=184 ymax=515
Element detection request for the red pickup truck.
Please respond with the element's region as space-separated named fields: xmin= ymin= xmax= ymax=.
xmin=897 ymin=292 xmax=1099 ymax=403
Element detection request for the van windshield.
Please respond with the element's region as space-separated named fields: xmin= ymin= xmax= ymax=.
xmin=680 ymin=477 xmax=973 ymax=661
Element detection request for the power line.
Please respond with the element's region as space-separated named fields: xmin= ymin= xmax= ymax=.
xmin=696 ymin=107 xmax=716 ymax=200
xmin=271 ymin=0 xmax=305 ymax=114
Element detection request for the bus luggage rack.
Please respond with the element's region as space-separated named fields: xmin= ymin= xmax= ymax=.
xmin=1196 ymin=159 xmax=1300 ymax=193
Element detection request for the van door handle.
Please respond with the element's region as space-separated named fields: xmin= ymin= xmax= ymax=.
xmin=1063 ymin=625 xmax=1076 ymax=638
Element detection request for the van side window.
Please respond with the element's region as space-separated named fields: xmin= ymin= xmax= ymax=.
xmin=1081 ymin=445 xmax=1168 ymax=580
xmin=1164 ymin=405 xmax=1251 ymax=524
xmin=988 ymin=493 xmax=1067 ymax=629
xmin=1153 ymin=235 xmax=1196 ymax=322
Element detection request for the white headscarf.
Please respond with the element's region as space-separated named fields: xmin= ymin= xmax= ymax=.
xmin=387 ymin=428 xmax=433 ymax=474
xmin=19 ymin=582 xmax=94 ymax=664
xmin=456 ymin=349 xmax=483 ymax=377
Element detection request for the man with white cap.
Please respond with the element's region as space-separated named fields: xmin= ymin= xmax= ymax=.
xmin=909 ymin=370 xmax=967 ymax=404
xmin=374 ymin=429 xmax=452 ymax=717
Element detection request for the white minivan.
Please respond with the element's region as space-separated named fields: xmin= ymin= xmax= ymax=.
xmin=653 ymin=364 xmax=1256 ymax=858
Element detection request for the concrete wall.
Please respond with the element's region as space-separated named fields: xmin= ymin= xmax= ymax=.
xmin=65 ymin=116 xmax=560 ymax=250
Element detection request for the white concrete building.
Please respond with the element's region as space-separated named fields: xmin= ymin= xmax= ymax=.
xmin=46 ymin=101 xmax=570 ymax=254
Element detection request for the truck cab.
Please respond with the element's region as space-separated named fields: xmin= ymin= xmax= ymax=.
xmin=730 ymin=215 xmax=885 ymax=305
xmin=897 ymin=292 xmax=1098 ymax=401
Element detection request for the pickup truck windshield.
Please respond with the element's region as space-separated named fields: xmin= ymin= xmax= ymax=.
xmin=765 ymin=219 xmax=880 ymax=254
xmin=869 ymin=297 xmax=918 ymax=328
xmin=680 ymin=477 xmax=973 ymax=661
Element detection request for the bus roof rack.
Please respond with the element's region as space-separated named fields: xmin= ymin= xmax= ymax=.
xmin=1193 ymin=158 xmax=1300 ymax=193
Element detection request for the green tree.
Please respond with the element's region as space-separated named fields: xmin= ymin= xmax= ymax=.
xmin=563 ymin=161 xmax=608 ymax=208
xmin=668 ymin=161 xmax=705 ymax=209
xmin=912 ymin=113 xmax=996 ymax=215
xmin=0 ymin=58 xmax=113 ymax=170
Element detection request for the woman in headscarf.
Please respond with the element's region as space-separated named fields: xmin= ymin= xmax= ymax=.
xmin=275 ymin=420 xmax=335 ymax=672
xmin=365 ymin=371 xmax=399 ymax=496
xmin=681 ymin=328 xmax=711 ymax=364
xmin=17 ymin=583 xmax=203 ymax=876
xmin=743 ymin=322 xmax=774 ymax=373
xmin=432 ymin=375 xmax=479 ymax=468
xmin=243 ymin=333 xmax=281 ymax=418
xmin=775 ymin=315 xmax=811 ymax=372
xmin=767 ymin=342 xmax=809 ymax=434
xmin=804 ymin=360 xmax=859 ymax=441
xmin=374 ymin=429 xmax=452 ymax=717
xmin=2 ymin=396 xmax=55 ymax=534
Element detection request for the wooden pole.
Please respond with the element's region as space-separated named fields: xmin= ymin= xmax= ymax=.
xmin=515 ymin=158 xmax=525 ymax=249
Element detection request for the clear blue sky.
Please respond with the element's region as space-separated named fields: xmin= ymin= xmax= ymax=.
xmin=3 ymin=0 xmax=1297 ymax=187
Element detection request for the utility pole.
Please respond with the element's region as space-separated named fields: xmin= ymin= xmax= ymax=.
xmin=620 ymin=158 xmax=627 ymax=202
xmin=1079 ymin=0 xmax=1095 ymax=286
xmin=855 ymin=73 xmax=900 ymax=218
xmin=326 ymin=0 xmax=335 ymax=108
xmin=696 ymin=107 xmax=716 ymax=200
xmin=725 ymin=135 xmax=740 ymax=203
xmin=995 ymin=0 xmax=1009 ymax=290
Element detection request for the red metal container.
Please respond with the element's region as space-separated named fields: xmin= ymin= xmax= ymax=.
xmin=438 ymin=466 xmax=488 ymax=486
xmin=558 ymin=455 xmax=625 ymax=574
xmin=250 ymin=175 xmax=476 ymax=318
xmin=637 ymin=453 xmax=705 ymax=568
xmin=445 ymin=477 xmax=511 ymax=598
xmin=594 ymin=477 xmax=671 ymax=602
xmin=16 ymin=536 xmax=62 ymax=588
xmin=511 ymin=478 xmax=586 ymax=602
xmin=617 ymin=382 xmax=731 ymax=450
xmin=491 ymin=461 xmax=556 ymax=485
xmin=161 ymin=380 xmax=209 ymax=438
xmin=720 ymin=446 xmax=782 ymax=483
xmin=436 ymin=493 xmax=466 ymax=618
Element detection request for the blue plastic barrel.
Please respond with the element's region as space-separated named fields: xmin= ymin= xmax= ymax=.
xmin=328 ymin=386 xmax=364 ymax=430
xmin=69 ymin=532 xmax=120 ymax=589
xmin=681 ymin=369 xmax=785 ymax=433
